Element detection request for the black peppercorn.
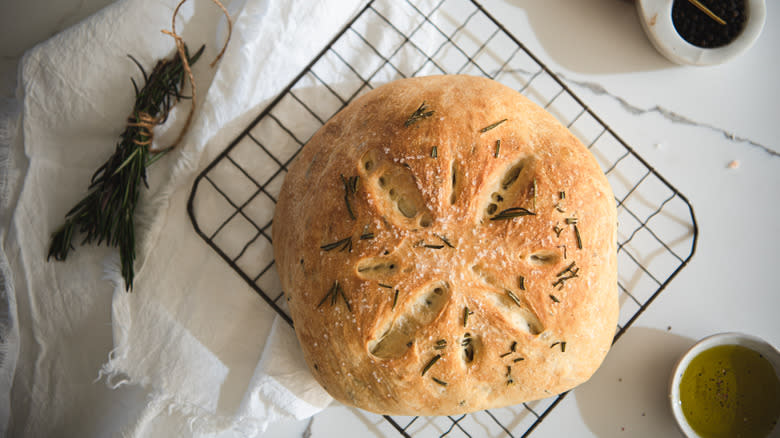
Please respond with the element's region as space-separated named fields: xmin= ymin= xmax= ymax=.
xmin=672 ymin=0 xmax=747 ymax=48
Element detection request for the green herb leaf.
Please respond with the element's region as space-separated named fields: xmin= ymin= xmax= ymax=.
xmin=463 ymin=306 xmax=473 ymax=328
xmin=574 ymin=224 xmax=583 ymax=249
xmin=338 ymin=284 xmax=352 ymax=312
xmin=320 ymin=236 xmax=351 ymax=251
xmin=349 ymin=175 xmax=359 ymax=194
xmin=435 ymin=234 xmax=455 ymax=248
xmin=341 ymin=174 xmax=356 ymax=220
xmin=552 ymin=265 xmax=580 ymax=289
xmin=506 ymin=289 xmax=523 ymax=307
xmin=432 ymin=377 xmax=448 ymax=386
xmin=422 ymin=354 xmax=441 ymax=376
xmin=317 ymin=281 xmax=339 ymax=308
xmin=490 ymin=207 xmax=536 ymax=221
xmin=405 ymin=101 xmax=434 ymax=127
xmin=480 ymin=118 xmax=507 ymax=133
xmin=558 ymin=244 xmax=568 ymax=260
xmin=557 ymin=261 xmax=577 ymax=277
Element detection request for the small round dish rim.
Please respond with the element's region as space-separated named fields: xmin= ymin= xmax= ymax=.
xmin=668 ymin=332 xmax=780 ymax=437
xmin=636 ymin=0 xmax=767 ymax=66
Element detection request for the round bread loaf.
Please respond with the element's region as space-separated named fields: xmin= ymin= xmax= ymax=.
xmin=273 ymin=75 xmax=618 ymax=416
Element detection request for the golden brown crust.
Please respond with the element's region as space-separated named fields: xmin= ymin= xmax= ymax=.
xmin=272 ymin=75 xmax=618 ymax=416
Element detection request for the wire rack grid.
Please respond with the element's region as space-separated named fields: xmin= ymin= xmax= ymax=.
xmin=187 ymin=0 xmax=698 ymax=436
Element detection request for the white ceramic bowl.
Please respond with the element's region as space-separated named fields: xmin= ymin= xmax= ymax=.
xmin=636 ymin=0 xmax=766 ymax=65
xmin=669 ymin=332 xmax=780 ymax=437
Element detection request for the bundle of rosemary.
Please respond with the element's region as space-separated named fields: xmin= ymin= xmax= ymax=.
xmin=47 ymin=44 xmax=205 ymax=291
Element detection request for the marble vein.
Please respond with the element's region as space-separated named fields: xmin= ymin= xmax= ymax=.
xmin=302 ymin=416 xmax=314 ymax=438
xmin=557 ymin=73 xmax=779 ymax=158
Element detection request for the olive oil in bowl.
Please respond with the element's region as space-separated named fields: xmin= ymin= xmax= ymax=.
xmin=679 ymin=344 xmax=779 ymax=438
xmin=670 ymin=333 xmax=780 ymax=438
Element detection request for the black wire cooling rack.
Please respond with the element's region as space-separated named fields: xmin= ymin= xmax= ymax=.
xmin=187 ymin=0 xmax=699 ymax=436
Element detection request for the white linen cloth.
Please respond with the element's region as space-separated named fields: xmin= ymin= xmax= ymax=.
xmin=0 ymin=0 xmax=365 ymax=435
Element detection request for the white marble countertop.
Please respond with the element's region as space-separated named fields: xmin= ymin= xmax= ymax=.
xmin=2 ymin=0 xmax=778 ymax=437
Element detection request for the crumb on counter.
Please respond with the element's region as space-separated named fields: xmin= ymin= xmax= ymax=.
xmin=727 ymin=160 xmax=740 ymax=169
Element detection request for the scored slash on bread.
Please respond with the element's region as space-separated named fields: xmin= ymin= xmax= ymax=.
xmin=273 ymin=75 xmax=618 ymax=416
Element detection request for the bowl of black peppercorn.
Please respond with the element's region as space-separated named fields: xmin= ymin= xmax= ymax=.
xmin=636 ymin=0 xmax=766 ymax=65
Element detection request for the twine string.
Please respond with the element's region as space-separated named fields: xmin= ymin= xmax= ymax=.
xmin=149 ymin=0 xmax=232 ymax=152
xmin=128 ymin=112 xmax=161 ymax=146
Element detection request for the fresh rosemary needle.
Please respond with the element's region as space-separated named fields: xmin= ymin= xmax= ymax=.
xmin=432 ymin=377 xmax=448 ymax=386
xmin=506 ymin=289 xmax=522 ymax=307
xmin=340 ymin=174 xmax=357 ymax=220
xmin=463 ymin=306 xmax=473 ymax=328
xmin=320 ymin=236 xmax=351 ymax=251
xmin=422 ymin=354 xmax=441 ymax=376
xmin=435 ymin=234 xmax=455 ymax=248
xmin=405 ymin=101 xmax=434 ymax=127
xmin=480 ymin=118 xmax=507 ymax=133
xmin=557 ymin=261 xmax=577 ymax=277
xmin=574 ymin=224 xmax=583 ymax=249
xmin=490 ymin=207 xmax=536 ymax=221
xmin=338 ymin=284 xmax=352 ymax=312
